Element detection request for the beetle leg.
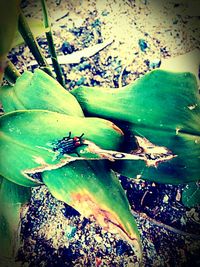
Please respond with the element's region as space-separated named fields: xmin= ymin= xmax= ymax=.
xmin=74 ymin=151 xmax=81 ymax=157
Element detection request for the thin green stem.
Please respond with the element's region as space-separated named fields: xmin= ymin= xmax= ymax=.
xmin=40 ymin=0 xmax=65 ymax=87
xmin=4 ymin=59 xmax=21 ymax=84
xmin=46 ymin=32 xmax=65 ymax=86
xmin=18 ymin=11 xmax=53 ymax=77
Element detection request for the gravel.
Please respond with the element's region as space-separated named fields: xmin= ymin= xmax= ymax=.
xmin=5 ymin=0 xmax=200 ymax=266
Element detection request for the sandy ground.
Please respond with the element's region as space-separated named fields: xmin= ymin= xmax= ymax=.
xmin=5 ymin=0 xmax=200 ymax=266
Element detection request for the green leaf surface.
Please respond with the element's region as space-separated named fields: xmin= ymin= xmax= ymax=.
xmin=0 ymin=177 xmax=31 ymax=263
xmin=112 ymin=127 xmax=200 ymax=184
xmin=72 ymin=70 xmax=200 ymax=134
xmin=0 ymin=69 xmax=84 ymax=116
xmin=72 ymin=70 xmax=200 ymax=184
xmin=182 ymin=182 xmax=200 ymax=208
xmin=0 ymin=110 xmax=123 ymax=186
xmin=42 ymin=160 xmax=142 ymax=259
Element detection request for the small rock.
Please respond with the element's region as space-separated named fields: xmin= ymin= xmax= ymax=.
xmin=66 ymin=226 xmax=77 ymax=239
xmin=180 ymin=216 xmax=186 ymax=225
xmin=163 ymin=195 xmax=169 ymax=203
xmin=61 ymin=41 xmax=75 ymax=55
xmin=76 ymin=76 xmax=86 ymax=86
xmin=149 ymin=58 xmax=161 ymax=69
xmin=94 ymin=235 xmax=102 ymax=243
xmin=95 ymin=257 xmax=102 ymax=266
xmin=101 ymin=10 xmax=109 ymax=16
xmin=138 ymin=39 xmax=148 ymax=52
xmin=176 ymin=189 xmax=181 ymax=201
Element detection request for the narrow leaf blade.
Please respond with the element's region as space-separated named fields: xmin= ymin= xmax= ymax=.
xmin=72 ymin=70 xmax=200 ymax=184
xmin=0 ymin=69 xmax=84 ymax=116
xmin=0 ymin=110 xmax=123 ymax=186
xmin=42 ymin=161 xmax=142 ymax=260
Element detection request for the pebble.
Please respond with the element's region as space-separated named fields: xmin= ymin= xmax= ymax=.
xmin=94 ymin=235 xmax=102 ymax=243
xmin=138 ymin=39 xmax=149 ymax=52
xmin=163 ymin=194 xmax=169 ymax=203
xmin=61 ymin=41 xmax=75 ymax=55
xmin=176 ymin=189 xmax=181 ymax=201
xmin=149 ymin=58 xmax=161 ymax=69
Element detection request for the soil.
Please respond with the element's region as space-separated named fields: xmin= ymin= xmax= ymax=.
xmin=5 ymin=0 xmax=200 ymax=266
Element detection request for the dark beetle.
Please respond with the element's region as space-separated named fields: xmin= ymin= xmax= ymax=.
xmin=52 ymin=132 xmax=85 ymax=156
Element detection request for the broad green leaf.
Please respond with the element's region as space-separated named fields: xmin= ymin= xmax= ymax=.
xmin=0 ymin=177 xmax=31 ymax=264
xmin=0 ymin=110 xmax=123 ymax=187
xmin=72 ymin=70 xmax=200 ymax=184
xmin=112 ymin=128 xmax=200 ymax=184
xmin=12 ymin=18 xmax=46 ymax=47
xmin=42 ymin=161 xmax=142 ymax=260
xmin=182 ymin=182 xmax=200 ymax=208
xmin=0 ymin=69 xmax=84 ymax=117
xmin=72 ymin=70 xmax=200 ymax=134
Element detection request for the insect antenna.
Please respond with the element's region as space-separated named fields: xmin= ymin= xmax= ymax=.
xmin=79 ymin=133 xmax=84 ymax=139
xmin=67 ymin=131 xmax=72 ymax=138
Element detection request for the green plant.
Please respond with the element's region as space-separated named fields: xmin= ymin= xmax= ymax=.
xmin=0 ymin=0 xmax=21 ymax=83
xmin=0 ymin=1 xmax=199 ymax=265
xmin=71 ymin=70 xmax=200 ymax=184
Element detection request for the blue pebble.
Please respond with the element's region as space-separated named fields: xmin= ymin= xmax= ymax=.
xmin=61 ymin=41 xmax=74 ymax=55
xmin=138 ymin=39 xmax=148 ymax=52
xmin=149 ymin=59 xmax=161 ymax=69
xmin=76 ymin=76 xmax=86 ymax=86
